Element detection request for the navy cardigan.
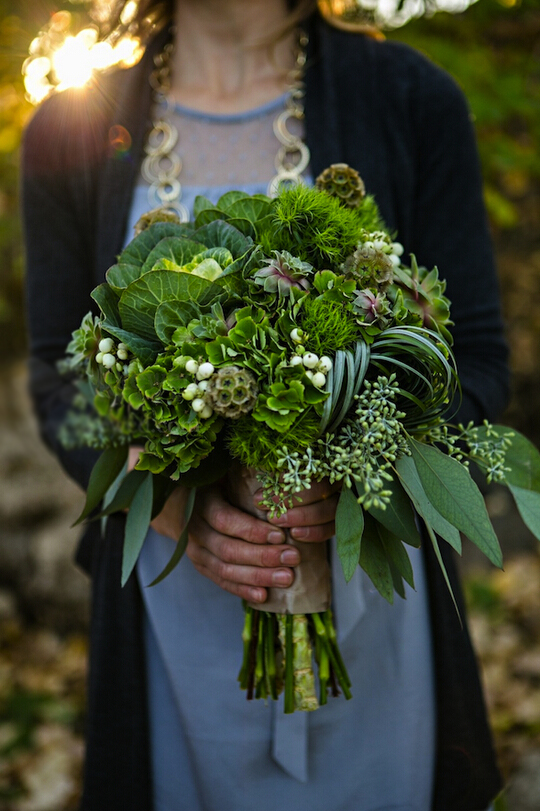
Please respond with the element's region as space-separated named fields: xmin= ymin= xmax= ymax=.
xmin=23 ymin=14 xmax=507 ymax=810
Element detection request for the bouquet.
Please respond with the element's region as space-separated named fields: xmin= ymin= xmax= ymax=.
xmin=60 ymin=164 xmax=540 ymax=713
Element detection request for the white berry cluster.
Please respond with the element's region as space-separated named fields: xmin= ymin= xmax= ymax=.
xmin=181 ymin=359 xmax=214 ymax=419
xmin=95 ymin=337 xmax=130 ymax=372
xmin=289 ymin=329 xmax=332 ymax=388
xmin=359 ymin=231 xmax=404 ymax=268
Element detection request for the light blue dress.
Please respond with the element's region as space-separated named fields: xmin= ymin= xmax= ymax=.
xmin=127 ymin=95 xmax=436 ymax=811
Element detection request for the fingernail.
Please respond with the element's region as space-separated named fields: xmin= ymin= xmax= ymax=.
xmin=290 ymin=527 xmax=308 ymax=540
xmin=268 ymin=530 xmax=285 ymax=544
xmin=280 ymin=549 xmax=300 ymax=565
xmin=273 ymin=570 xmax=293 ymax=586
xmin=249 ymin=588 xmax=265 ymax=603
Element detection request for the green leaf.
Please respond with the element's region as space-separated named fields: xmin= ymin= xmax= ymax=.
xmin=193 ymin=195 xmax=216 ymax=219
xmin=368 ymin=477 xmax=421 ymax=547
xmin=99 ymin=324 xmax=161 ymax=366
xmin=119 ymin=270 xmax=224 ymax=341
xmin=154 ymin=300 xmax=200 ymax=345
xmin=73 ymin=446 xmax=128 ymax=526
xmin=193 ymin=220 xmax=252 ymax=257
xmin=486 ymin=427 xmax=540 ymax=492
xmin=148 ymin=487 xmax=197 ymax=586
xmin=359 ymin=512 xmax=395 ymax=603
xmin=407 ymin=437 xmax=502 ymax=567
xmin=95 ymin=469 xmax=149 ymax=518
xmin=335 ymin=487 xmax=364 ymax=582
xmin=122 ymin=472 xmax=154 ymax=587
xmin=396 ymin=453 xmax=462 ymax=554
xmin=105 ymin=263 xmax=145 ymax=293
xmin=216 ymin=190 xmax=250 ymax=209
xmin=226 ymin=197 xmax=272 ymax=223
xmin=508 ymin=484 xmax=540 ymax=542
xmin=118 ymin=222 xmax=190 ymax=267
xmin=423 ymin=520 xmax=461 ymax=620
xmin=380 ymin=533 xmax=415 ymax=590
xmin=141 ymin=237 xmax=207 ymax=275
xmin=91 ymin=283 xmax=121 ymax=326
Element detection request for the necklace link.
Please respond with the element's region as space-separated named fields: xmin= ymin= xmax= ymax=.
xmin=142 ymin=30 xmax=310 ymax=219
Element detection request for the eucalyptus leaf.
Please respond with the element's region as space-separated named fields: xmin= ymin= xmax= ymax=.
xmin=91 ymin=283 xmax=121 ymax=325
xmin=359 ymin=512 xmax=395 ymax=603
xmin=94 ymin=469 xmax=149 ymax=518
xmin=481 ymin=427 xmax=540 ymax=492
xmin=73 ymin=446 xmax=128 ymax=526
xmin=407 ymin=437 xmax=502 ymax=568
xmin=396 ymin=453 xmax=462 ymax=554
xmin=335 ymin=487 xmax=364 ymax=582
xmin=122 ymin=471 xmax=154 ymax=587
xmin=148 ymin=487 xmax=197 ymax=586
xmin=368 ymin=476 xmax=421 ymax=548
xmin=379 ymin=533 xmax=415 ymax=590
xmin=423 ymin=521 xmax=460 ymax=621
xmin=389 ymin=562 xmax=406 ymax=599
xmin=508 ymin=484 xmax=540 ymax=541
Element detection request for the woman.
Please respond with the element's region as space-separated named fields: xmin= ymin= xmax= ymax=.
xmin=22 ymin=1 xmax=509 ymax=809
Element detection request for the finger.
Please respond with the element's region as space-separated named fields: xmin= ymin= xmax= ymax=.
xmin=197 ymin=490 xmax=285 ymax=545
xmin=191 ymin=560 xmax=268 ymax=603
xmin=268 ymin=492 xmax=339 ymax=529
xmin=255 ymin=478 xmax=341 ymax=511
xmin=289 ymin=520 xmax=336 ymax=543
xmin=188 ymin=515 xmax=300 ymax=568
xmin=188 ymin=540 xmax=296 ymax=589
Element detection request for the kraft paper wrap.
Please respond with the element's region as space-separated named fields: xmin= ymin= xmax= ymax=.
xmin=239 ymin=468 xmax=332 ymax=615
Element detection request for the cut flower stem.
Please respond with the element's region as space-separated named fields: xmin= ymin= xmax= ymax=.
xmin=238 ymin=605 xmax=352 ymax=712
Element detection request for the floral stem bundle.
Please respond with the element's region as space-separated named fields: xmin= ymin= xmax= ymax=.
xmin=59 ymin=165 xmax=540 ymax=712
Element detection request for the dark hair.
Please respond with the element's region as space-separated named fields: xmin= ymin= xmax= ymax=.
xmin=92 ymin=0 xmax=319 ymax=44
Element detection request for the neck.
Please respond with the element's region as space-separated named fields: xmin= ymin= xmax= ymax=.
xmin=169 ymin=0 xmax=297 ymax=114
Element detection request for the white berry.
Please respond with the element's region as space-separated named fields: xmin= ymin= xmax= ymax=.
xmin=182 ymin=383 xmax=199 ymax=401
xmin=391 ymin=242 xmax=404 ymax=256
xmin=102 ymin=353 xmax=116 ymax=369
xmin=198 ymin=380 xmax=209 ymax=392
xmin=196 ymin=362 xmax=214 ymax=380
xmin=290 ymin=328 xmax=304 ymax=344
xmin=185 ymin=359 xmax=199 ymax=375
xmin=304 ymin=370 xmax=314 ymax=380
xmin=200 ymin=404 xmax=213 ymax=419
xmin=98 ymin=337 xmax=114 ymax=354
xmin=290 ymin=355 xmax=303 ymax=367
xmin=302 ymin=352 xmax=319 ymax=369
xmin=312 ymin=372 xmax=326 ymax=388
xmin=318 ymin=356 xmax=332 ymax=373
xmin=192 ymin=398 xmax=206 ymax=413
xmin=95 ymin=352 xmax=104 ymax=364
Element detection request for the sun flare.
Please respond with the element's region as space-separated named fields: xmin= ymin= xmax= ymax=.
xmin=23 ymin=11 xmax=142 ymax=104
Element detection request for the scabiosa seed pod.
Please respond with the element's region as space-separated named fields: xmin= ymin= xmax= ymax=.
xmin=205 ymin=366 xmax=258 ymax=419
xmin=315 ymin=163 xmax=366 ymax=209
xmin=133 ymin=206 xmax=181 ymax=236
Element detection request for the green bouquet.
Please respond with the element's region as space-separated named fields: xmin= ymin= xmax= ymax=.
xmin=60 ymin=165 xmax=540 ymax=713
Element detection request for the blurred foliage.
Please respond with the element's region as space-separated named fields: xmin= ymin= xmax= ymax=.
xmin=388 ymin=0 xmax=540 ymax=235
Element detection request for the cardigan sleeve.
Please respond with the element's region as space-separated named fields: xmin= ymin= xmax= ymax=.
xmin=407 ymin=56 xmax=510 ymax=426
xmin=22 ymin=87 xmax=110 ymax=489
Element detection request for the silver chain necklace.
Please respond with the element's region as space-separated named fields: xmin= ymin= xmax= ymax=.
xmin=141 ymin=31 xmax=310 ymax=221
